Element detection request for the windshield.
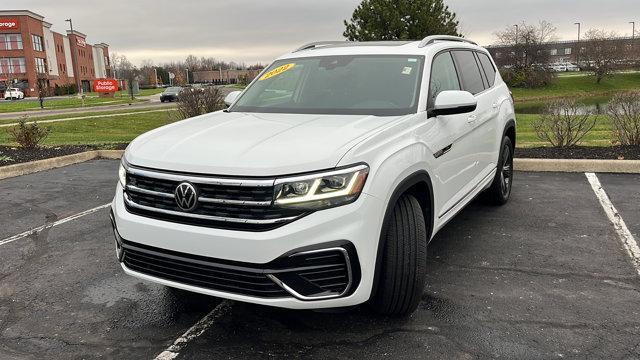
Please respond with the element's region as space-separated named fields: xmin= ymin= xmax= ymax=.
xmin=230 ymin=55 xmax=424 ymax=116
xmin=165 ymin=87 xmax=182 ymax=93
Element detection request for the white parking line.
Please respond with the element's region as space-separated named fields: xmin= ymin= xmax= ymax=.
xmin=0 ymin=203 xmax=111 ymax=246
xmin=586 ymin=173 xmax=640 ymax=276
xmin=154 ymin=300 xmax=233 ymax=360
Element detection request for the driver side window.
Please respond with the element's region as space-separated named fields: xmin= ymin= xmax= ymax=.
xmin=428 ymin=52 xmax=461 ymax=110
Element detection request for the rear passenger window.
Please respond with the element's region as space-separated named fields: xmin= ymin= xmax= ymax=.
xmin=451 ymin=51 xmax=485 ymax=95
xmin=428 ymin=52 xmax=460 ymax=109
xmin=477 ymin=52 xmax=497 ymax=87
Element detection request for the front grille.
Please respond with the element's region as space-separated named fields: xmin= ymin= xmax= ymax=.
xmin=121 ymin=240 xmax=289 ymax=298
xmin=123 ymin=167 xmax=307 ymax=231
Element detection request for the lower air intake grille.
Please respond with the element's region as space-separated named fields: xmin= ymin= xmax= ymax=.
xmin=121 ymin=241 xmax=289 ymax=298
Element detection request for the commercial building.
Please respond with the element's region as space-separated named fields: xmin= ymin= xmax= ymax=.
xmin=193 ymin=69 xmax=262 ymax=85
xmin=486 ymin=37 xmax=640 ymax=67
xmin=0 ymin=10 xmax=111 ymax=96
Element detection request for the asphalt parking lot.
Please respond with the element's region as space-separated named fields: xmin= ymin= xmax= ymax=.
xmin=1 ymin=160 xmax=639 ymax=359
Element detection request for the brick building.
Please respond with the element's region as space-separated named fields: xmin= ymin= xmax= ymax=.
xmin=0 ymin=10 xmax=111 ymax=96
xmin=193 ymin=69 xmax=262 ymax=85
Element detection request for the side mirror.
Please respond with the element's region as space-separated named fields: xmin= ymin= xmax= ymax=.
xmin=224 ymin=91 xmax=242 ymax=106
xmin=428 ymin=90 xmax=477 ymax=118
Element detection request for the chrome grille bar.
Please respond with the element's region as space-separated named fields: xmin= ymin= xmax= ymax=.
xmin=124 ymin=194 xmax=299 ymax=225
xmin=127 ymin=166 xmax=275 ymax=187
xmin=126 ymin=184 xmax=272 ymax=207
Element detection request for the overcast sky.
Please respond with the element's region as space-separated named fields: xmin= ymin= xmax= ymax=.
xmin=18 ymin=0 xmax=640 ymax=65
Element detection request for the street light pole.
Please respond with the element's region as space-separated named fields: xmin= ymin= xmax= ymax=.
xmin=631 ymin=21 xmax=636 ymax=40
xmin=65 ymin=18 xmax=83 ymax=96
xmin=185 ymin=68 xmax=189 ymax=85
xmin=574 ymin=22 xmax=581 ymax=65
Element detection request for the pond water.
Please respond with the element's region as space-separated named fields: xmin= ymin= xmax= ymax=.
xmin=515 ymin=96 xmax=614 ymax=115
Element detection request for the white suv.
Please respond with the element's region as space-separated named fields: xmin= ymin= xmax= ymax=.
xmin=111 ymin=36 xmax=516 ymax=315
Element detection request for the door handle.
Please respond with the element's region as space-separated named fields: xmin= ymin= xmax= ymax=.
xmin=467 ymin=115 xmax=477 ymax=124
xmin=492 ymin=102 xmax=499 ymax=109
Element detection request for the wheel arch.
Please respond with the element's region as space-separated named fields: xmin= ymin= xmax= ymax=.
xmin=503 ymin=118 xmax=516 ymax=149
xmin=369 ymin=170 xmax=434 ymax=301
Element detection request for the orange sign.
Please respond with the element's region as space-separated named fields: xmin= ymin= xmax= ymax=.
xmin=94 ymin=79 xmax=118 ymax=92
xmin=76 ymin=37 xmax=86 ymax=48
xmin=0 ymin=18 xmax=19 ymax=30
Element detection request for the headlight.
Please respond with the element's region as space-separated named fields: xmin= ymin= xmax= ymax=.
xmin=118 ymin=163 xmax=127 ymax=187
xmin=274 ymin=164 xmax=369 ymax=210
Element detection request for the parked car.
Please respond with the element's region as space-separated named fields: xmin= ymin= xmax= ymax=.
xmin=111 ymin=36 xmax=516 ymax=315
xmin=4 ymin=87 xmax=24 ymax=100
xmin=159 ymin=87 xmax=183 ymax=102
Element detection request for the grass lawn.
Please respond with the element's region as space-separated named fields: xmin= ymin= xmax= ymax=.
xmin=0 ymin=107 xmax=175 ymax=125
xmin=512 ymin=72 xmax=640 ymax=102
xmin=0 ymin=110 xmax=179 ymax=146
xmin=516 ymin=114 xmax=614 ymax=148
xmin=0 ymin=96 xmax=145 ymax=113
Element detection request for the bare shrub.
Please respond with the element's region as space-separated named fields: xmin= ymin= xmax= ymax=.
xmin=532 ymin=99 xmax=596 ymax=147
xmin=176 ymin=87 xmax=225 ymax=119
xmin=7 ymin=117 xmax=50 ymax=149
xmin=607 ymin=91 xmax=640 ymax=145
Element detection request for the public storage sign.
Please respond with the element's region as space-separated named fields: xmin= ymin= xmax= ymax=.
xmin=0 ymin=19 xmax=19 ymax=30
xmin=94 ymin=79 xmax=118 ymax=92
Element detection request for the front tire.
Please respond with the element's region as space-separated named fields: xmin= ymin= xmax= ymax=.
xmin=484 ymin=136 xmax=514 ymax=205
xmin=370 ymin=194 xmax=427 ymax=316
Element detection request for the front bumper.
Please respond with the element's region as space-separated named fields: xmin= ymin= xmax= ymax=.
xmin=111 ymin=183 xmax=385 ymax=309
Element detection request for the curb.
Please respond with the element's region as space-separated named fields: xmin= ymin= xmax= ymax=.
xmin=514 ymin=158 xmax=640 ymax=173
xmin=0 ymin=150 xmax=124 ymax=180
xmin=1 ymin=152 xmax=639 ymax=180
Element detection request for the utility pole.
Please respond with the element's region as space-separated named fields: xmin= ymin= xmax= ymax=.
xmin=65 ymin=18 xmax=83 ymax=96
xmin=514 ymin=24 xmax=519 ymax=44
xmin=575 ymin=22 xmax=581 ymax=66
xmin=185 ymin=68 xmax=189 ymax=85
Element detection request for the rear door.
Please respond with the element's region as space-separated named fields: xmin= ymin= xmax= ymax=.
xmin=474 ymin=51 xmax=503 ymax=174
xmin=451 ymin=50 xmax=496 ymax=183
xmin=423 ymin=51 xmax=479 ymax=217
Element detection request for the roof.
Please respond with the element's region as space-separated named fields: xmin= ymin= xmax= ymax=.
xmin=0 ymin=10 xmax=45 ymax=21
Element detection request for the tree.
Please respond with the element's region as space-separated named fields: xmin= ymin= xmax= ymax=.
xmin=494 ymin=21 xmax=557 ymax=68
xmin=343 ymin=0 xmax=460 ymax=41
xmin=112 ymin=54 xmax=140 ymax=100
xmin=582 ymin=29 xmax=624 ymax=84
xmin=493 ymin=21 xmax=557 ymax=88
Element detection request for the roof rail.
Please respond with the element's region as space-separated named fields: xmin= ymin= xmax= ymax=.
xmin=418 ymin=35 xmax=477 ymax=48
xmin=293 ymin=41 xmax=347 ymax=52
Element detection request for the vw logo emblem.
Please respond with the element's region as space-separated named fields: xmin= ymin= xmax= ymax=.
xmin=174 ymin=182 xmax=198 ymax=211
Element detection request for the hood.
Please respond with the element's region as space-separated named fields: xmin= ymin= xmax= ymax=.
xmin=125 ymin=111 xmax=403 ymax=176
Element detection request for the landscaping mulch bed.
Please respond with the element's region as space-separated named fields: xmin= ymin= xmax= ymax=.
xmin=515 ymin=146 xmax=640 ymax=160
xmin=0 ymin=143 xmax=128 ymax=166
xmin=1 ymin=144 xmax=639 ymax=168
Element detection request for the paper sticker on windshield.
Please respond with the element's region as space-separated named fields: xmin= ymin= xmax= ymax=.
xmin=402 ymin=66 xmax=413 ymax=75
xmin=408 ymin=58 xmax=418 ymax=62
xmin=259 ymin=63 xmax=295 ymax=81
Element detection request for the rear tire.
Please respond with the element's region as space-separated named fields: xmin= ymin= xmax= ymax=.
xmin=484 ymin=136 xmax=514 ymax=205
xmin=370 ymin=194 xmax=427 ymax=316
